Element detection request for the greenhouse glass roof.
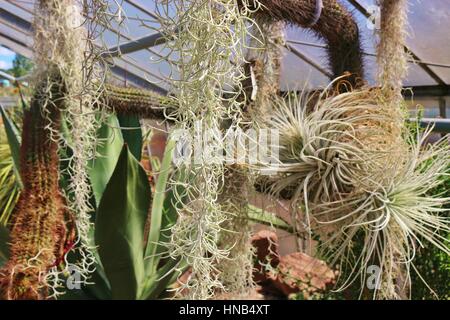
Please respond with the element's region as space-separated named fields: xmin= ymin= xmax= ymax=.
xmin=1 ymin=0 xmax=450 ymax=95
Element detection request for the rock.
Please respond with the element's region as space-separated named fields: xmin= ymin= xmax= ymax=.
xmin=251 ymin=230 xmax=280 ymax=282
xmin=271 ymin=252 xmax=336 ymax=297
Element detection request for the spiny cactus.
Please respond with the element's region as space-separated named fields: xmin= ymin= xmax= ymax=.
xmin=244 ymin=0 xmax=364 ymax=88
xmin=0 ymin=83 xmax=74 ymax=300
xmin=101 ymin=84 xmax=174 ymax=120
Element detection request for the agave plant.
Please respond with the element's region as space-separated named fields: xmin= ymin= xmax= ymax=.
xmin=0 ymin=104 xmax=188 ymax=299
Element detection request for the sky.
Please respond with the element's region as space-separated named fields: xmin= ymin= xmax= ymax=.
xmin=0 ymin=46 xmax=16 ymax=70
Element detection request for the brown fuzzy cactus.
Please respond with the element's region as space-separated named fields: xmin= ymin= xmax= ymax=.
xmin=0 ymin=82 xmax=74 ymax=300
xmin=243 ymin=0 xmax=364 ymax=88
xmin=100 ymin=84 xmax=174 ymax=119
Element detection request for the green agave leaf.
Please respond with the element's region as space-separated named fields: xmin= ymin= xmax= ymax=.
xmin=0 ymin=225 xmax=10 ymax=268
xmin=63 ymin=227 xmax=112 ymax=300
xmin=0 ymin=104 xmax=22 ymax=188
xmin=144 ymin=139 xmax=175 ymax=276
xmin=88 ymin=114 xmax=124 ymax=206
xmin=117 ymin=114 xmax=142 ymax=161
xmin=141 ymin=257 xmax=184 ymax=300
xmin=95 ymin=145 xmax=151 ymax=300
xmin=247 ymin=204 xmax=294 ymax=233
xmin=82 ymin=268 xmax=112 ymax=300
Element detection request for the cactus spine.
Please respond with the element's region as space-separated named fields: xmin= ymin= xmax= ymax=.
xmin=0 ymin=82 xmax=73 ymax=300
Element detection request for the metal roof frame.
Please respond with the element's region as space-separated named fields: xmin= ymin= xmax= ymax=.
xmin=346 ymin=0 xmax=447 ymax=86
xmin=1 ymin=0 xmax=449 ymax=93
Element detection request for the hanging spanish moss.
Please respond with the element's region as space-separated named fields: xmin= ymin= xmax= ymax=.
xmin=217 ymin=18 xmax=285 ymax=295
xmin=217 ymin=165 xmax=255 ymax=296
xmin=0 ymin=0 xmax=123 ymax=299
xmin=31 ymin=0 xmax=99 ymax=295
xmin=243 ymin=18 xmax=285 ymax=122
xmin=155 ymin=0 xmax=262 ymax=299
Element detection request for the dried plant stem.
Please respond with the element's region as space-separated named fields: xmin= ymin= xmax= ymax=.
xmin=377 ymin=0 xmax=409 ymax=106
xmin=218 ymin=165 xmax=255 ymax=296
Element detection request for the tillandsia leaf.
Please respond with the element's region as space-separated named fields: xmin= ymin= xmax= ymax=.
xmin=313 ymin=127 xmax=450 ymax=299
xmin=88 ymin=114 xmax=124 ymax=206
xmin=0 ymin=104 xmax=22 ymax=188
xmin=117 ymin=114 xmax=143 ymax=161
xmin=95 ymin=144 xmax=151 ymax=300
xmin=144 ymin=139 xmax=175 ymax=276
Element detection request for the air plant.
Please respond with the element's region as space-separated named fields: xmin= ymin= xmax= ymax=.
xmin=254 ymin=80 xmax=444 ymax=299
xmin=258 ymin=85 xmax=398 ymax=218
xmin=217 ymin=165 xmax=256 ymax=296
xmin=154 ymin=0 xmax=263 ymax=299
xmin=314 ymin=126 xmax=450 ymax=299
xmin=257 ymin=80 xmax=450 ymax=298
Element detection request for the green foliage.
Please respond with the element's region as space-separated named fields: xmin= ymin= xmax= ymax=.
xmin=88 ymin=115 xmax=124 ymax=206
xmin=77 ymin=121 xmax=185 ymax=300
xmin=9 ymin=55 xmax=33 ymax=78
xmin=117 ymin=114 xmax=142 ymax=161
xmin=0 ymin=106 xmax=21 ymax=225
xmin=144 ymin=139 xmax=175 ymax=274
xmin=95 ymin=145 xmax=150 ymax=299
xmin=0 ymin=107 xmax=185 ymax=299
xmin=410 ymin=167 xmax=450 ymax=300
xmin=0 ymin=105 xmax=22 ymax=186
xmin=0 ymin=225 xmax=9 ymax=267
xmin=247 ymin=204 xmax=294 ymax=233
